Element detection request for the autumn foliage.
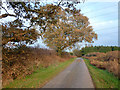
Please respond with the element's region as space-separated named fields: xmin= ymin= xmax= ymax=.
xmin=2 ymin=24 xmax=39 ymax=48
xmin=43 ymin=7 xmax=97 ymax=55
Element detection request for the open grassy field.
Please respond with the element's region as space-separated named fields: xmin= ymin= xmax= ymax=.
xmin=84 ymin=59 xmax=119 ymax=88
xmin=4 ymin=58 xmax=76 ymax=88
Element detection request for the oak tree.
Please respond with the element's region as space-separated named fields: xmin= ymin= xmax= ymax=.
xmin=42 ymin=8 xmax=97 ymax=55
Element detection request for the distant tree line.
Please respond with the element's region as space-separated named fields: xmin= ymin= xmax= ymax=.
xmin=81 ymin=46 xmax=120 ymax=56
xmin=73 ymin=46 xmax=120 ymax=57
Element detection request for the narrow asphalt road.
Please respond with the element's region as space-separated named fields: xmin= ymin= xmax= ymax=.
xmin=43 ymin=58 xmax=94 ymax=88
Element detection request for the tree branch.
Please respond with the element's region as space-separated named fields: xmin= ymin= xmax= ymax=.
xmin=0 ymin=14 xmax=16 ymax=19
xmin=0 ymin=6 xmax=9 ymax=14
xmin=0 ymin=5 xmax=16 ymax=19
xmin=21 ymin=2 xmax=40 ymax=13
xmin=58 ymin=0 xmax=63 ymax=6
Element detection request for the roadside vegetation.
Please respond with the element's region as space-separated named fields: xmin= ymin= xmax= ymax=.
xmin=83 ymin=51 xmax=120 ymax=78
xmin=84 ymin=59 xmax=119 ymax=88
xmin=4 ymin=57 xmax=75 ymax=88
xmin=82 ymin=49 xmax=119 ymax=88
xmin=2 ymin=46 xmax=76 ymax=87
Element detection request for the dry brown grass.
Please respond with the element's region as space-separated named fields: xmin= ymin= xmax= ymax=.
xmin=2 ymin=46 xmax=72 ymax=86
xmin=90 ymin=60 xmax=106 ymax=69
xmin=84 ymin=51 xmax=120 ymax=78
xmin=83 ymin=52 xmax=106 ymax=61
xmin=105 ymin=60 xmax=119 ymax=76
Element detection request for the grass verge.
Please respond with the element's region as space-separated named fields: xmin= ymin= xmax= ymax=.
xmin=84 ymin=59 xmax=119 ymax=88
xmin=4 ymin=58 xmax=76 ymax=88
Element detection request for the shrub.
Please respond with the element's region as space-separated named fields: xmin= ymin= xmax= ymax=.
xmin=105 ymin=60 xmax=119 ymax=77
xmin=90 ymin=60 xmax=106 ymax=69
xmin=84 ymin=51 xmax=120 ymax=78
xmin=2 ymin=47 xmax=72 ymax=86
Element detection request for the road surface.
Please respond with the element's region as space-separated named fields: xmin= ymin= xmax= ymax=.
xmin=43 ymin=58 xmax=94 ymax=88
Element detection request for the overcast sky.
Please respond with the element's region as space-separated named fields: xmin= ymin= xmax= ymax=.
xmin=78 ymin=1 xmax=118 ymax=47
xmin=0 ymin=0 xmax=119 ymax=49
